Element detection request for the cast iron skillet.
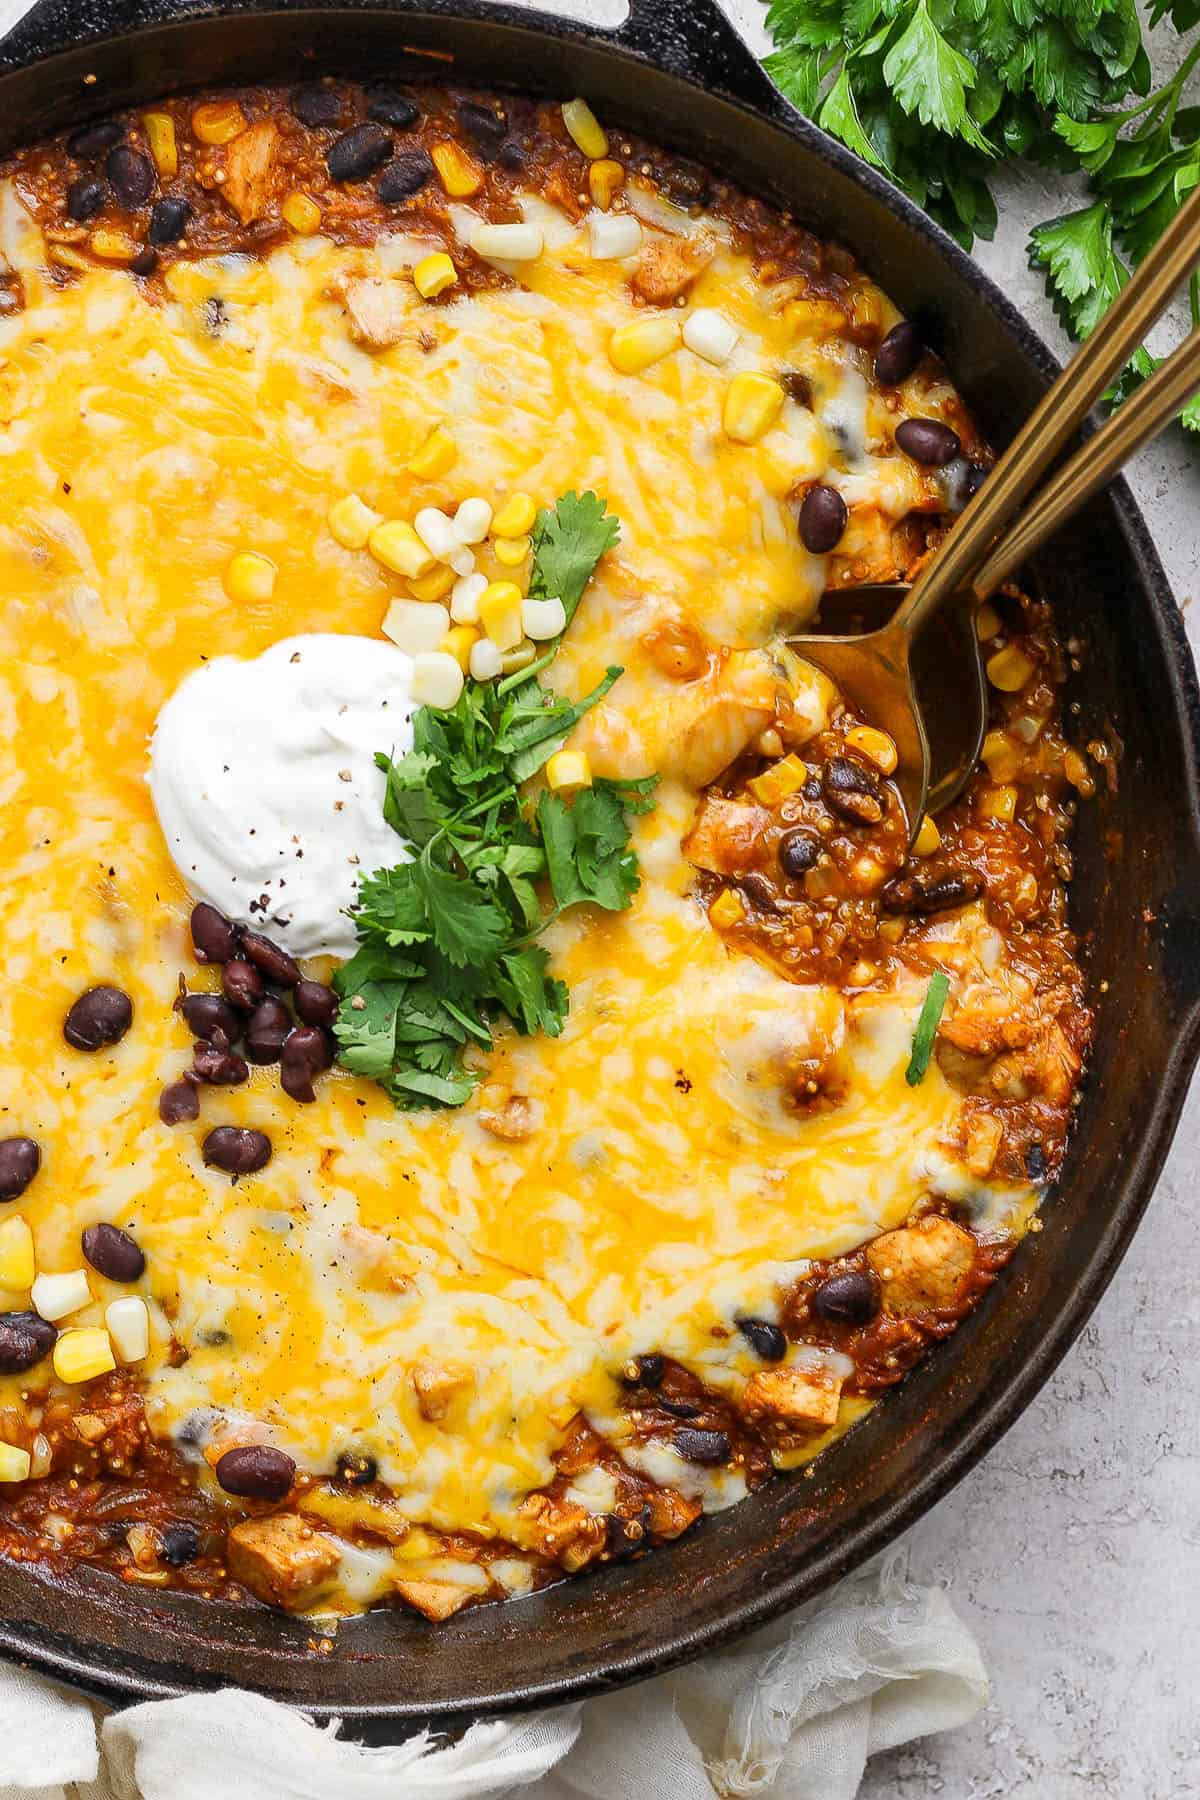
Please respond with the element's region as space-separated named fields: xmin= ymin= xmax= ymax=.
xmin=1 ymin=0 xmax=1199 ymax=1736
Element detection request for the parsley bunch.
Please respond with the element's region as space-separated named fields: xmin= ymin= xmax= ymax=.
xmin=334 ymin=492 xmax=657 ymax=1110
xmin=761 ymin=0 xmax=1200 ymax=429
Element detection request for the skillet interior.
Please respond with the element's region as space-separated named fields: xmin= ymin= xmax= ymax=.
xmin=1 ymin=0 xmax=1199 ymax=1731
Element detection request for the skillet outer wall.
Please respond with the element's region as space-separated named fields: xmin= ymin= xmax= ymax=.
xmin=0 ymin=0 xmax=1198 ymax=1732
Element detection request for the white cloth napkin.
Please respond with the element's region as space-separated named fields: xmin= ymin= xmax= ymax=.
xmin=0 ymin=3 xmax=986 ymax=1793
xmin=0 ymin=1551 xmax=986 ymax=1799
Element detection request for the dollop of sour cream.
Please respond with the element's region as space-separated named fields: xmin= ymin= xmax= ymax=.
xmin=150 ymin=634 xmax=415 ymax=960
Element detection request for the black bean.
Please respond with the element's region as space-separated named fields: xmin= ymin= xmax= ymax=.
xmin=495 ymin=139 xmax=528 ymax=172
xmin=657 ymin=1395 xmax=701 ymax=1418
xmin=190 ymin=902 xmax=239 ymax=964
xmin=737 ymin=1316 xmax=787 ymax=1361
xmin=202 ymin=1126 xmax=271 ymax=1176
xmin=778 ymin=829 xmax=820 ymax=879
xmin=874 ymin=320 xmax=924 ymax=387
xmin=191 ymin=1032 xmax=249 ymax=1086
xmin=244 ymin=996 xmax=292 ymax=1064
xmin=812 ymin=1269 xmax=880 ymax=1326
xmin=148 ymin=196 xmax=191 ymax=246
xmin=740 ymin=872 xmax=780 ymax=914
xmin=214 ymin=1443 xmax=295 ymax=1500
xmin=367 ymin=87 xmax=419 ymax=130
xmin=605 ymin=1507 xmax=650 ymax=1560
xmin=159 ymin=1520 xmax=201 ymax=1565
xmin=293 ymin=980 xmax=339 ymax=1029
xmin=82 ymin=1221 xmax=145 ymax=1282
xmin=66 ymin=176 xmax=107 ymax=222
xmin=457 ymin=101 xmax=505 ymax=159
xmin=159 ymin=1077 xmax=199 ymax=1125
xmin=0 ymin=1311 xmax=57 ymax=1374
xmin=240 ymin=929 xmax=300 ymax=988
xmin=377 ymin=151 xmax=434 ymax=205
xmin=105 ymin=145 xmax=155 ymax=208
xmin=798 ymin=483 xmax=848 ymax=555
xmin=621 ymin=1352 xmax=665 ymax=1388
xmin=222 ymin=959 xmax=265 ymax=1013
xmin=68 ymin=120 xmax=124 ymax=159
xmin=177 ymin=991 xmax=241 ymax=1042
xmin=64 ymin=985 xmax=133 ymax=1051
xmin=289 ymin=82 xmax=344 ymax=128
xmin=336 ymin=1450 xmax=378 ymax=1486
xmin=782 ymin=370 xmax=812 ymax=409
xmin=821 ymin=757 xmax=886 ymax=826
xmin=0 ymin=1137 xmax=40 ymax=1202
xmin=131 ymin=247 xmax=158 ymax=276
xmin=1025 ymin=1141 xmax=1048 ymax=1182
xmin=895 ymin=417 xmax=961 ymax=467
xmin=675 ymin=1426 xmax=731 ymax=1465
xmin=880 ymin=871 xmax=983 ymax=915
xmin=280 ymin=1025 xmax=333 ymax=1103
xmin=327 ymin=124 xmax=392 ymax=183
xmin=664 ymin=162 xmax=710 ymax=209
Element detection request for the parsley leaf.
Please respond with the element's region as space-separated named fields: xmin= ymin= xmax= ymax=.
xmin=335 ymin=492 xmax=653 ymax=1110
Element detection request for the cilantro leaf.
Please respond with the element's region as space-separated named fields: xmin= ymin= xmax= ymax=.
xmin=538 ymin=779 xmax=652 ymax=914
xmin=377 ymin=750 xmax=444 ymax=847
xmin=527 ymin=491 xmax=620 ymax=628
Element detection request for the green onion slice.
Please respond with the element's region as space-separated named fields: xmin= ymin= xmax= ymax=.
xmin=905 ymin=970 xmax=950 ymax=1087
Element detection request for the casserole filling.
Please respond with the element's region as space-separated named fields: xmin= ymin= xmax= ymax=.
xmin=0 ymin=84 xmax=1091 ymax=1620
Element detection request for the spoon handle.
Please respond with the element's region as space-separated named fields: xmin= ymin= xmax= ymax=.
xmin=892 ymin=179 xmax=1200 ymax=637
xmin=972 ymin=324 xmax=1200 ymax=593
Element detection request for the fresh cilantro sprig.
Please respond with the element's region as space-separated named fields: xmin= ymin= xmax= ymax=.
xmin=760 ymin=0 xmax=1200 ymax=432
xmin=334 ymin=492 xmax=655 ymax=1110
xmin=905 ymin=970 xmax=950 ymax=1087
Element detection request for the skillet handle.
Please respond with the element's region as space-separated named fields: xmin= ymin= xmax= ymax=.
xmin=611 ymin=0 xmax=786 ymax=113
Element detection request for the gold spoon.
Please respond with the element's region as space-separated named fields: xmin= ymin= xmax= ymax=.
xmin=791 ymin=181 xmax=1200 ymax=841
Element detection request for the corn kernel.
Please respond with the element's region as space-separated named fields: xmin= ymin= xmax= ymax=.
xmin=0 ymin=1443 xmax=30 ymax=1483
xmin=912 ymin=815 xmax=941 ymax=857
xmin=192 ymin=100 xmax=247 ymax=145
xmin=53 ymin=1327 xmax=116 ymax=1385
xmin=327 ymin=493 xmax=382 ymax=551
xmin=748 ymin=754 xmax=807 ymax=805
xmin=491 ymin=492 xmax=537 ymax=538
xmin=224 ymin=550 xmax=277 ymax=603
xmin=411 ymin=650 xmax=465 ymax=710
xmin=381 ymin=598 xmax=451 ymax=655
xmin=546 ymin=750 xmax=593 ymax=793
xmin=500 ymin=642 xmax=537 ymax=675
xmin=430 ymin=141 xmax=484 ymax=198
xmin=48 ymin=244 xmax=91 ymax=273
xmin=981 ymin=729 xmax=1022 ymax=783
xmin=408 ymin=562 xmax=456 ymax=603
xmin=588 ymin=158 xmax=625 ymax=210
xmin=783 ymin=297 xmax=848 ymax=339
xmin=976 ymin=602 xmax=1002 ymax=640
xmin=562 ymin=98 xmax=608 ymax=160
xmin=522 ymin=596 xmax=567 ymax=641
xmin=407 ymin=426 xmax=457 ymax=479
xmin=451 ymin=571 xmax=488 ymax=624
xmin=369 ymin=520 xmax=435 ymax=580
xmin=282 ymin=191 xmax=321 ymax=236
xmin=723 ymin=371 xmax=786 ymax=444
xmin=708 ymin=887 xmax=745 ymax=929
xmin=479 ymin=580 xmax=524 ymax=652
xmin=454 ymin=497 xmax=492 ymax=544
xmin=413 ymin=252 xmax=458 ymax=299
xmin=986 ymin=643 xmax=1035 ymax=692
xmin=142 ymin=111 xmax=178 ymax=179
xmin=977 ymin=784 xmax=1018 ymax=823
xmin=469 ymin=637 xmax=503 ymax=681
xmin=609 ymin=315 xmax=681 ymax=375
xmin=31 ymin=1269 xmax=91 ymax=1321
xmin=106 ymin=1296 xmax=150 ymax=1364
xmin=0 ymin=1217 xmax=35 ymax=1291
xmin=493 ymin=534 xmax=530 ymax=568
xmin=843 ymin=725 xmax=898 ymax=775
xmin=414 ymin=505 xmax=462 ymax=564
xmin=89 ymin=229 xmax=140 ymax=264
xmin=440 ymin=625 xmax=480 ymax=672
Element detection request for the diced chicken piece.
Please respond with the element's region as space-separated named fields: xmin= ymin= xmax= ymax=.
xmin=72 ymin=1412 xmax=111 ymax=1445
xmin=328 ymin=274 xmax=409 ymax=352
xmin=220 ymin=119 xmax=280 ymax=226
xmin=477 ymin=1088 xmax=534 ymax=1141
xmin=641 ymin=1484 xmax=702 ymax=1540
xmin=631 ymin=235 xmax=714 ymax=304
xmin=411 ymin=1360 xmax=474 ymax=1423
xmin=394 ymin=1576 xmax=477 ymax=1621
xmin=939 ymin=970 xmax=1039 ymax=1056
xmin=741 ymin=1364 xmax=843 ymax=1440
xmin=988 ymin=1019 xmax=1081 ymax=1106
xmin=516 ymin=1491 xmax=608 ymax=1572
xmin=226 ymin=1513 xmax=340 ymax=1610
xmin=683 ymin=795 xmax=772 ymax=877
xmin=866 ymin=1214 xmax=977 ymax=1318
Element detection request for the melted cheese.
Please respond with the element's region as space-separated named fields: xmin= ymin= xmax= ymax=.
xmin=0 ymin=187 xmax=1030 ymax=1557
